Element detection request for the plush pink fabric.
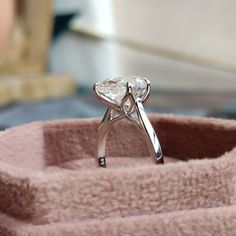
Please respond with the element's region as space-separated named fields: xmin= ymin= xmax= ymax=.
xmin=0 ymin=114 xmax=236 ymax=235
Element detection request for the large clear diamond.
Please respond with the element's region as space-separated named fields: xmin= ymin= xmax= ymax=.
xmin=95 ymin=76 xmax=148 ymax=107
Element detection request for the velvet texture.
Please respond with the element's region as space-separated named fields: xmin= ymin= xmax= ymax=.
xmin=0 ymin=114 xmax=236 ymax=235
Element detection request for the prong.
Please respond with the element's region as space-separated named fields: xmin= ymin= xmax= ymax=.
xmin=93 ymin=82 xmax=101 ymax=98
xmin=123 ymin=82 xmax=135 ymax=103
xmin=125 ymin=82 xmax=133 ymax=95
xmin=142 ymin=78 xmax=151 ymax=103
xmin=93 ymin=83 xmax=96 ymax=91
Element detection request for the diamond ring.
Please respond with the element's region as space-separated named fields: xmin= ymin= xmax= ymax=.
xmin=94 ymin=76 xmax=163 ymax=167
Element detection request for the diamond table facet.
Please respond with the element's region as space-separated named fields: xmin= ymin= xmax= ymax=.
xmin=95 ymin=76 xmax=148 ymax=108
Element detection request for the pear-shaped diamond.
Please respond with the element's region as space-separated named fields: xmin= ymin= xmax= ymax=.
xmin=95 ymin=76 xmax=148 ymax=107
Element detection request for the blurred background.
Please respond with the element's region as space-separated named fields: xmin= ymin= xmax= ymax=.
xmin=0 ymin=0 xmax=236 ymax=128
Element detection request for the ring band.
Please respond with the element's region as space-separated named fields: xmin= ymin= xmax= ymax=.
xmin=94 ymin=76 xmax=163 ymax=167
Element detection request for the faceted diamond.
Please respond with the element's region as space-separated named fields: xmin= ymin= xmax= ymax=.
xmin=95 ymin=76 xmax=148 ymax=108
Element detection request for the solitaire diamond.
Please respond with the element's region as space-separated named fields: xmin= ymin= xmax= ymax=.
xmin=95 ymin=76 xmax=148 ymax=107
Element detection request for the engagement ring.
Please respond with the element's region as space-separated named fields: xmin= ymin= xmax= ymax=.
xmin=94 ymin=76 xmax=163 ymax=167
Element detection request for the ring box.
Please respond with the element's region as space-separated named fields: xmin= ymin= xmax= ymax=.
xmin=1 ymin=114 xmax=236 ymax=235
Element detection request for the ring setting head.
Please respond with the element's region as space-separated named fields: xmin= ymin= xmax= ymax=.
xmin=94 ymin=76 xmax=150 ymax=111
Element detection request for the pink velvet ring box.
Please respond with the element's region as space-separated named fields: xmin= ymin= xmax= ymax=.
xmin=1 ymin=114 xmax=236 ymax=235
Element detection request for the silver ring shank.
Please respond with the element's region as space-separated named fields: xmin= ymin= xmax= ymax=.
xmin=97 ymin=100 xmax=163 ymax=167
